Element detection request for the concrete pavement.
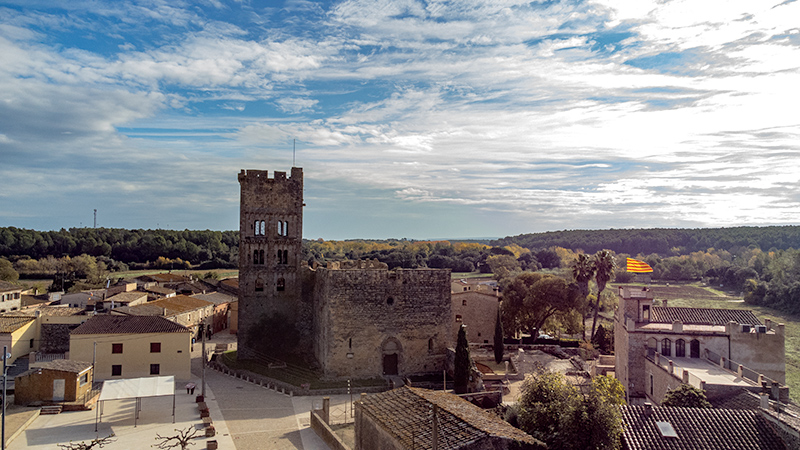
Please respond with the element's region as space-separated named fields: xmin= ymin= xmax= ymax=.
xmin=7 ymin=330 xmax=357 ymax=450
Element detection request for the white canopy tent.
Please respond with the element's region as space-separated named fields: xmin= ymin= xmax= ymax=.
xmin=95 ymin=376 xmax=176 ymax=430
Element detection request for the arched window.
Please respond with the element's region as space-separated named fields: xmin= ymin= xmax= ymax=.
xmin=278 ymin=221 xmax=283 ymax=236
xmin=253 ymin=250 xmax=259 ymax=265
xmin=661 ymin=338 xmax=672 ymax=357
xmin=277 ymin=278 xmax=285 ymax=291
xmin=255 ymin=278 xmax=264 ymax=292
xmin=277 ymin=250 xmax=282 ymax=264
xmin=283 ymin=250 xmax=289 ymax=264
xmin=254 ymin=220 xmax=260 ymax=236
xmin=283 ymin=221 xmax=289 ymax=236
xmin=428 ymin=338 xmax=434 ymax=353
xmin=676 ymin=339 xmax=685 ymax=357
xmin=260 ymin=220 xmax=265 ymax=236
xmin=259 ymin=249 xmax=265 ymax=265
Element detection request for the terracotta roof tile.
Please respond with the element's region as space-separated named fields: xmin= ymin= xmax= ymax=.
xmin=0 ymin=281 xmax=22 ymax=293
xmin=0 ymin=317 xmax=34 ymax=333
xmin=359 ymin=387 xmax=544 ymax=449
xmin=116 ymin=295 xmax=213 ymax=317
xmin=71 ymin=315 xmax=189 ymax=335
xmin=621 ymin=405 xmax=787 ymax=450
xmin=33 ymin=359 xmax=93 ymax=373
xmin=650 ymin=307 xmax=761 ymax=326
xmin=4 ymin=306 xmax=84 ymax=317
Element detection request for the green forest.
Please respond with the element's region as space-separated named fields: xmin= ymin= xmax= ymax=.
xmin=2 ymin=225 xmax=800 ymax=316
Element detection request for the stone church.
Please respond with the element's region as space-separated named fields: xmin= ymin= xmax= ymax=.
xmin=237 ymin=168 xmax=452 ymax=380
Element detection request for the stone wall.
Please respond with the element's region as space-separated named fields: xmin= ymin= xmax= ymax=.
xmin=237 ymin=168 xmax=304 ymax=359
xmin=40 ymin=324 xmax=77 ymax=353
xmin=451 ymin=291 xmax=499 ymax=345
xmin=313 ymin=267 xmax=452 ymax=380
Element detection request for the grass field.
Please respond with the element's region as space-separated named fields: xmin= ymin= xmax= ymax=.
xmin=627 ymin=282 xmax=800 ymax=402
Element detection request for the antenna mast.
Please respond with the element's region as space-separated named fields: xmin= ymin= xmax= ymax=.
xmin=93 ymin=209 xmax=97 ymax=228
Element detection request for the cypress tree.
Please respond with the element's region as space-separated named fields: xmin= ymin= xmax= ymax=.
xmin=493 ymin=307 xmax=504 ymax=364
xmin=454 ymin=324 xmax=471 ymax=394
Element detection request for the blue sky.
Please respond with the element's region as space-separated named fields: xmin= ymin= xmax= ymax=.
xmin=1 ymin=0 xmax=798 ymax=240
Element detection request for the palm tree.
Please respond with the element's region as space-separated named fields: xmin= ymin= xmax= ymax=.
xmin=590 ymin=250 xmax=616 ymax=341
xmin=571 ymin=254 xmax=595 ymax=340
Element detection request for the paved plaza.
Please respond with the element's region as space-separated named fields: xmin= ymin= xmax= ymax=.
xmin=6 ymin=332 xmax=356 ymax=450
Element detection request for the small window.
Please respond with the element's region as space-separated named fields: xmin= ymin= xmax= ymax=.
xmin=387 ymin=297 xmax=394 ymax=306
xmin=150 ymin=364 xmax=160 ymax=375
xmin=112 ymin=343 xmax=123 ymax=354
xmin=254 ymin=220 xmax=260 ymax=236
xmin=277 ymin=278 xmax=285 ymax=292
xmin=462 ymin=299 xmax=467 ymax=306
xmin=455 ymin=315 xmax=462 ymax=322
xmin=80 ymin=372 xmax=89 ymax=385
xmin=283 ymin=250 xmax=289 ymax=264
xmin=428 ymin=338 xmax=433 ymax=353
xmin=29 ymin=338 xmax=34 ymax=349
xmin=259 ymin=220 xmax=265 ymax=236
xmin=253 ymin=250 xmax=259 ymax=265
xmin=150 ymin=342 xmax=161 ymax=353
xmin=255 ymin=278 xmax=264 ymax=292
xmin=650 ymin=374 xmax=654 ymax=395
xmin=111 ymin=365 xmax=122 ymax=376
xmin=259 ymin=249 xmax=265 ymax=265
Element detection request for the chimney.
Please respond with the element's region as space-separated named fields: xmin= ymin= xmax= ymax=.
xmin=765 ymin=318 xmax=771 ymax=330
xmin=644 ymin=402 xmax=653 ymax=417
xmin=760 ymin=393 xmax=770 ymax=410
xmin=663 ymin=299 xmax=668 ymax=308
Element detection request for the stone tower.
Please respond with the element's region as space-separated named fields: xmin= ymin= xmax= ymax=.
xmin=237 ymin=168 xmax=304 ymax=359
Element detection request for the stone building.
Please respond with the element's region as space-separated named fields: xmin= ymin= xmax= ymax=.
xmin=615 ymin=286 xmax=786 ymax=404
xmin=451 ymin=290 xmax=500 ymax=344
xmin=15 ymin=359 xmax=94 ymax=405
xmin=237 ymin=168 xmax=453 ymax=380
xmin=354 ymin=386 xmax=545 ymax=450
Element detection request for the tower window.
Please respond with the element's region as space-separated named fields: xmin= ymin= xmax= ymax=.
xmin=259 ymin=249 xmax=265 ymax=265
xmin=253 ymin=250 xmax=259 ymax=265
xmin=254 ymin=220 xmax=260 ymax=236
xmin=277 ymin=278 xmax=285 ymax=291
xmin=283 ymin=250 xmax=289 ymax=264
xmin=255 ymin=278 xmax=264 ymax=292
xmin=283 ymin=221 xmax=288 ymax=236
xmin=428 ymin=338 xmax=433 ymax=353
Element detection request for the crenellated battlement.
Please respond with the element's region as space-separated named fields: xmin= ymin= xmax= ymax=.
xmin=238 ymin=167 xmax=303 ymax=184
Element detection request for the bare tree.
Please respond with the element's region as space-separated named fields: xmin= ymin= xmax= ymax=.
xmin=153 ymin=426 xmax=200 ymax=450
xmin=58 ymin=434 xmax=115 ymax=450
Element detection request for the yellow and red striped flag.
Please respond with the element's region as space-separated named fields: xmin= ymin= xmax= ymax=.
xmin=626 ymin=258 xmax=653 ymax=273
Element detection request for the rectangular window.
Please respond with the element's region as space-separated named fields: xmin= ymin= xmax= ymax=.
xmin=462 ymin=299 xmax=467 ymax=306
xmin=455 ymin=315 xmax=462 ymax=322
xmin=111 ymin=365 xmax=122 ymax=376
xmin=29 ymin=338 xmax=34 ymax=348
xmin=112 ymin=343 xmax=123 ymax=354
xmin=150 ymin=342 xmax=161 ymax=353
xmin=150 ymin=364 xmax=160 ymax=375
xmin=80 ymin=372 xmax=89 ymax=385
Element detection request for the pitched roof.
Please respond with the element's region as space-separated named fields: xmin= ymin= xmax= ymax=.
xmin=137 ymin=273 xmax=187 ymax=283
xmin=4 ymin=306 xmax=84 ymax=317
xmin=115 ymin=295 xmax=213 ymax=317
xmin=71 ymin=315 xmax=189 ymax=335
xmin=359 ymin=386 xmax=545 ymax=449
xmin=650 ymin=307 xmax=761 ymax=326
xmin=105 ymin=291 xmax=147 ymax=303
xmin=32 ymin=359 xmax=93 ymax=373
xmin=0 ymin=281 xmax=22 ymax=293
xmin=620 ymin=405 xmax=787 ymax=450
xmin=0 ymin=317 xmax=35 ymax=333
xmin=191 ymin=292 xmax=236 ymax=305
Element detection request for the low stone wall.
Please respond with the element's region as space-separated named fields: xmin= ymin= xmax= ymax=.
xmin=310 ymin=410 xmax=351 ymax=450
xmin=209 ymin=360 xmax=389 ymax=397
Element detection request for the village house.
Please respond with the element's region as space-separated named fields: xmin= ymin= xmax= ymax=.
xmin=451 ymin=290 xmax=500 ymax=344
xmin=101 ymin=291 xmax=148 ymax=310
xmin=0 ymin=316 xmax=36 ymax=361
xmin=3 ymin=306 xmax=87 ymax=354
xmin=354 ymin=386 xmax=545 ymax=450
xmin=191 ymin=292 xmax=235 ymax=334
xmin=69 ymin=315 xmax=191 ymax=381
xmin=0 ymin=280 xmax=23 ymax=313
xmin=112 ymin=294 xmax=214 ymax=337
xmin=14 ymin=359 xmax=94 ymax=406
xmin=615 ymin=286 xmax=787 ymax=405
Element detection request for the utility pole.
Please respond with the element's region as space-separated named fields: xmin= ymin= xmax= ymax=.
xmin=93 ymin=209 xmax=97 ymax=228
xmin=201 ymin=320 xmax=206 ymax=399
xmin=2 ymin=346 xmax=11 ymax=450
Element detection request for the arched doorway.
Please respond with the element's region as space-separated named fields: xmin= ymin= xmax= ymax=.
xmin=382 ymin=338 xmax=401 ymax=376
xmin=690 ymin=339 xmax=700 ymax=358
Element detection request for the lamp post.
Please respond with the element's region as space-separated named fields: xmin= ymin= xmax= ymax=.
xmin=2 ymin=346 xmax=13 ymax=450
